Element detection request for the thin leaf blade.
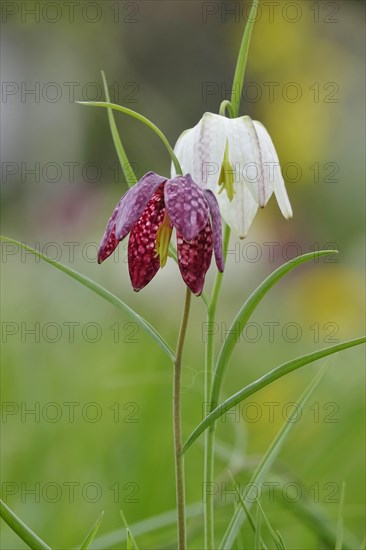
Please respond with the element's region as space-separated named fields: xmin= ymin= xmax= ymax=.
xmin=101 ymin=71 xmax=137 ymax=188
xmin=0 ymin=498 xmax=52 ymax=550
xmin=219 ymin=366 xmax=328 ymax=549
xmin=80 ymin=511 xmax=104 ymax=550
xmin=335 ymin=482 xmax=346 ymax=550
xmin=77 ymin=100 xmax=182 ymax=175
xmin=255 ymin=499 xmax=285 ymax=550
xmin=120 ymin=509 xmax=139 ymax=550
xmin=211 ymin=250 xmax=339 ymax=407
xmin=0 ymin=236 xmax=174 ymax=360
xmin=182 ymin=337 xmax=365 ymax=454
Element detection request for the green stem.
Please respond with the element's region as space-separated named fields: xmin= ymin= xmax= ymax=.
xmin=219 ymin=100 xmax=235 ymax=118
xmin=230 ymin=0 xmax=259 ymax=117
xmin=204 ymin=225 xmax=231 ymax=549
xmin=203 ymin=4 xmax=258 ymax=540
xmin=0 ymin=499 xmax=51 ymax=550
xmin=77 ymin=101 xmax=182 ymax=175
xmin=173 ymin=288 xmax=192 ymax=550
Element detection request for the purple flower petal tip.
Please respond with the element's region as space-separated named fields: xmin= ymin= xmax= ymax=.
xmin=164 ymin=174 xmax=209 ymax=242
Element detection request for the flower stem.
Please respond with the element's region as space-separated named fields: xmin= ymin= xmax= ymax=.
xmin=219 ymin=100 xmax=235 ymax=118
xmin=204 ymin=225 xmax=231 ymax=549
xmin=77 ymin=100 xmax=183 ymax=175
xmin=230 ymin=0 xmax=258 ymax=117
xmin=174 ymin=288 xmax=192 ymax=550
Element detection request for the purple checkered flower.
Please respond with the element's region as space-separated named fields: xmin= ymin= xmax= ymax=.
xmin=98 ymin=171 xmax=224 ymax=295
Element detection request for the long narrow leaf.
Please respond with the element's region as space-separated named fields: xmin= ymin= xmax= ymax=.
xmin=77 ymin=101 xmax=182 ymax=175
xmin=91 ymin=503 xmax=202 ymax=549
xmin=0 ymin=236 xmax=174 ymax=360
xmin=255 ymin=499 xmax=285 ymax=549
xmin=273 ymin=478 xmax=359 ymax=550
xmin=211 ymin=250 xmax=338 ymax=407
xmin=229 ymin=474 xmax=267 ymax=550
xmin=183 ymin=337 xmax=365 ymax=454
xmin=101 ymin=71 xmax=137 ymax=187
xmin=120 ymin=509 xmax=139 ymax=550
xmin=254 ymin=505 xmax=261 ymax=550
xmin=80 ymin=512 xmax=104 ymax=550
xmin=219 ymin=367 xmax=327 ymax=549
xmin=335 ymin=482 xmax=346 ymax=550
xmin=0 ymin=498 xmax=51 ymax=550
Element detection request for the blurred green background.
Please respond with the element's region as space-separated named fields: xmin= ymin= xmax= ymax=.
xmin=1 ymin=1 xmax=365 ymax=548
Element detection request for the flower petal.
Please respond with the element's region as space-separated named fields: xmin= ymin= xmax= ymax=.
xmin=253 ymin=121 xmax=293 ymax=219
xmin=98 ymin=200 xmax=123 ymax=263
xmin=115 ymin=171 xmax=167 ymax=240
xmin=172 ymin=113 xmax=227 ymax=190
xmin=224 ymin=116 xmax=266 ymax=207
xmin=217 ymin=180 xmax=259 ymax=239
xmin=127 ymin=187 xmax=165 ymax=291
xmin=164 ymin=175 xmax=209 ymax=241
xmin=204 ymin=190 xmax=224 ymax=272
xmin=98 ymin=172 xmax=166 ymax=263
xmin=177 ymin=223 xmax=213 ymax=296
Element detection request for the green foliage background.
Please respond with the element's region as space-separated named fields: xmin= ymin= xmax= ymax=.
xmin=1 ymin=1 xmax=365 ymax=548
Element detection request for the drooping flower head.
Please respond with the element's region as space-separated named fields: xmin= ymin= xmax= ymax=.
xmin=98 ymin=172 xmax=224 ymax=295
xmin=172 ymin=113 xmax=292 ymax=238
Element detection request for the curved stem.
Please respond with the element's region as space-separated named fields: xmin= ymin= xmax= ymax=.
xmin=173 ymin=288 xmax=192 ymax=550
xmin=219 ymin=100 xmax=235 ymax=118
xmin=204 ymin=225 xmax=231 ymax=549
xmin=77 ymin=100 xmax=182 ymax=175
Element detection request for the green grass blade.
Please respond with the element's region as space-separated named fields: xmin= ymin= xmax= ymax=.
xmin=77 ymin=100 xmax=182 ymax=175
xmin=211 ymin=250 xmax=338 ymax=408
xmin=255 ymin=499 xmax=285 ymax=549
xmin=219 ymin=366 xmax=328 ymax=549
xmin=0 ymin=236 xmax=174 ymax=361
xmin=229 ymin=474 xmax=267 ymax=550
xmin=182 ymin=337 xmax=365 ymax=454
xmin=276 ymin=531 xmax=286 ymax=549
xmin=91 ymin=503 xmax=202 ymax=549
xmin=254 ymin=505 xmax=261 ymax=550
xmin=126 ymin=529 xmax=132 ymax=550
xmin=273 ymin=476 xmax=359 ymax=550
xmin=80 ymin=512 xmax=104 ymax=550
xmin=335 ymin=482 xmax=346 ymax=550
xmin=101 ymin=71 xmax=137 ymax=187
xmin=0 ymin=498 xmax=52 ymax=550
xmin=120 ymin=510 xmax=139 ymax=550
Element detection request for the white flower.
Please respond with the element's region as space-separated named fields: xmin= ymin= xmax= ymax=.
xmin=171 ymin=112 xmax=292 ymax=238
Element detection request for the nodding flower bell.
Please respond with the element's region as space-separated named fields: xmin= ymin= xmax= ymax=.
xmin=98 ymin=171 xmax=224 ymax=296
xmin=172 ymin=113 xmax=293 ymax=238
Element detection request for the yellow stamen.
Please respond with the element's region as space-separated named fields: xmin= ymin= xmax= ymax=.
xmin=218 ymin=140 xmax=235 ymax=201
xmin=155 ymin=212 xmax=173 ymax=267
